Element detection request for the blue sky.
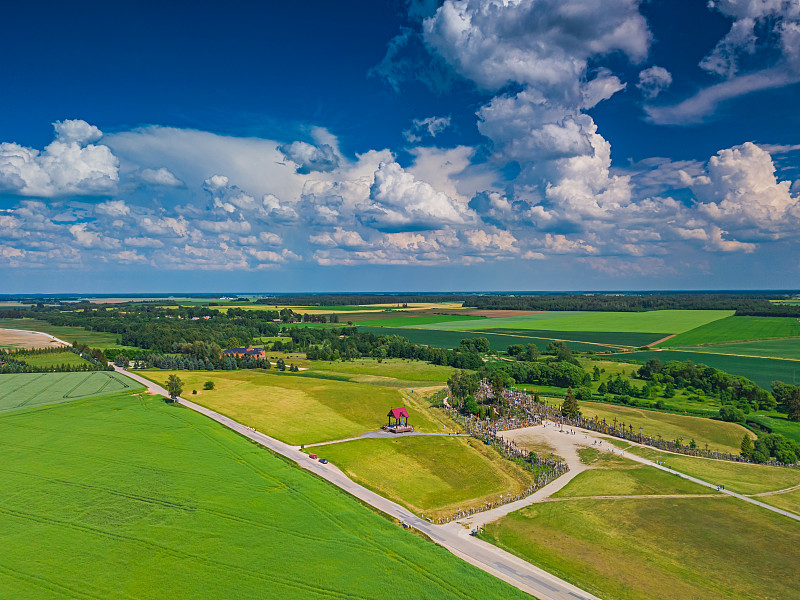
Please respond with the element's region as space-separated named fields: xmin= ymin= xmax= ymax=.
xmin=2 ymin=0 xmax=800 ymax=293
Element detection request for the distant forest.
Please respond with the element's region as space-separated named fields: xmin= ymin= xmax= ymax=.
xmin=463 ymin=294 xmax=800 ymax=316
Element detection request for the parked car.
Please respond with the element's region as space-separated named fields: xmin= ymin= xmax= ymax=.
xmin=309 ymin=454 xmax=318 ymax=459
xmin=319 ymin=458 xmax=328 ymax=464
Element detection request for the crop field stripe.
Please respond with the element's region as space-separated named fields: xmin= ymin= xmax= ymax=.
xmin=677 ymin=337 xmax=800 ymax=360
xmin=464 ymin=330 xmax=624 ymax=350
xmin=659 ymin=316 xmax=800 ymax=348
xmin=476 ymin=328 xmax=667 ymax=347
xmin=603 ymin=349 xmax=800 ymax=388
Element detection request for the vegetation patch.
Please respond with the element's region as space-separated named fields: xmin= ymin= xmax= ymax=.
xmin=658 ymin=316 xmax=800 ymax=347
xmin=483 ymin=497 xmax=800 ymax=600
xmin=6 ymin=348 xmax=91 ymax=369
xmin=0 ymin=393 xmax=529 ymax=600
xmin=613 ymin=350 xmax=800 ymax=389
xmin=626 ymin=446 xmax=800 ymax=494
xmin=480 ymin=328 xmax=665 ymax=347
xmin=421 ymin=310 xmax=732 ymax=334
xmin=311 ymin=358 xmax=459 ymax=383
xmin=347 ymin=315 xmax=487 ymax=328
xmin=579 ymin=401 xmax=753 ymax=454
xmin=0 ymin=318 xmax=125 ymax=349
xmin=0 ymin=371 xmax=141 ymax=413
xmin=143 ymin=369 xmax=447 ymax=445
xmin=685 ymin=337 xmax=800 ymax=360
xmin=317 ymin=435 xmax=538 ymax=519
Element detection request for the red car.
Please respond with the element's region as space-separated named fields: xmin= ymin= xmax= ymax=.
xmin=309 ymin=454 xmax=318 ymax=459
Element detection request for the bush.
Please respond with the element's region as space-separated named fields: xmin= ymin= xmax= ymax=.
xmin=719 ymin=405 xmax=745 ymax=423
xmin=203 ymin=380 xmax=215 ymax=390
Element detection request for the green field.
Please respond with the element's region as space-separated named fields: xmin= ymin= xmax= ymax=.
xmin=579 ymin=400 xmax=753 ymax=454
xmin=0 ymin=318 xmax=126 ymax=349
xmin=483 ymin=496 xmax=800 ymax=600
xmin=659 ymin=316 xmax=800 ymax=347
xmin=624 ymin=446 xmax=800 ymax=494
xmin=311 ymin=358 xmax=458 ymax=384
xmin=747 ymin=413 xmax=800 ymax=444
xmin=552 ymin=454 xmax=715 ymax=498
xmin=0 ymin=371 xmax=141 ymax=413
xmin=611 ymin=349 xmax=800 ymax=388
xmin=0 ymin=393 xmax=529 ymax=600
xmin=480 ymin=328 xmax=665 ymax=347
xmin=318 ymin=436 xmax=538 ymax=518
xmin=419 ymin=310 xmax=733 ymax=334
xmin=143 ymin=369 xmax=449 ymax=445
xmin=760 ymin=488 xmax=800 ymax=516
xmin=347 ymin=314 xmax=486 ymax=328
xmin=356 ymin=326 xmax=620 ymax=352
xmin=685 ymin=337 xmax=800 ymax=360
xmin=12 ymin=350 xmax=91 ymax=368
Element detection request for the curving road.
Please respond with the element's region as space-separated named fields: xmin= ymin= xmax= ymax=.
xmin=115 ymin=366 xmax=599 ymax=600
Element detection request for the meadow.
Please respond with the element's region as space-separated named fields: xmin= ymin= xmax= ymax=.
xmin=317 ymin=435 xmax=538 ymax=519
xmin=0 ymin=371 xmax=141 ymax=413
xmin=479 ymin=328 xmax=665 ymax=347
xmin=0 ymin=393 xmax=530 ymax=600
xmin=143 ymin=369 xmax=449 ymax=445
xmin=419 ymin=310 xmax=733 ymax=334
xmin=483 ymin=496 xmax=800 ymax=600
xmin=0 ymin=318 xmax=125 ymax=349
xmin=10 ymin=349 xmax=91 ymax=368
xmin=578 ymin=400 xmax=753 ymax=453
xmin=613 ymin=349 xmax=800 ymax=389
xmin=552 ymin=453 xmax=715 ymax=498
xmin=760 ymin=488 xmax=800 ymax=516
xmin=659 ymin=316 xmax=800 ymax=347
xmin=624 ymin=446 xmax=800 ymax=494
xmin=310 ymin=358 xmax=458 ymax=385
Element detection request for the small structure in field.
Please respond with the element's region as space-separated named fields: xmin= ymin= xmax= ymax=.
xmin=383 ymin=407 xmax=414 ymax=433
xmin=222 ymin=345 xmax=266 ymax=359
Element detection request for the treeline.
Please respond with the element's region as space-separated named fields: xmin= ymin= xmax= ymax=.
xmin=463 ymin=293 xmax=800 ymax=314
xmin=0 ymin=345 xmax=112 ymax=374
xmin=255 ymin=294 xmax=470 ymax=306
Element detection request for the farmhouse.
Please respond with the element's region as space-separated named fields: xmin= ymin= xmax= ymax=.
xmin=222 ymin=345 xmax=266 ymax=359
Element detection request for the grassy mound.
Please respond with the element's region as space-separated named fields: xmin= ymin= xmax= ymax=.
xmin=317 ymin=436 xmax=539 ymax=519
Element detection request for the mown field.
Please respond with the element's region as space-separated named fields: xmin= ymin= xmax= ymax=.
xmin=612 ymin=349 xmax=800 ymax=389
xmin=311 ymin=358 xmax=458 ymax=385
xmin=0 ymin=393 xmax=529 ymax=600
xmin=578 ymin=401 xmax=753 ymax=453
xmin=11 ymin=349 xmax=91 ymax=368
xmin=483 ymin=496 xmax=800 ymax=600
xmin=143 ymin=369 xmax=449 ymax=445
xmin=356 ymin=326 xmax=619 ymax=352
xmin=624 ymin=446 xmax=800 ymax=494
xmin=760 ymin=488 xmax=800 ymax=516
xmin=0 ymin=371 xmax=141 ymax=413
xmin=317 ymin=436 xmax=538 ymax=519
xmin=419 ymin=310 xmax=733 ymax=334
xmin=0 ymin=318 xmax=125 ymax=349
xmin=552 ymin=451 xmax=715 ymax=498
xmin=659 ymin=316 xmax=800 ymax=347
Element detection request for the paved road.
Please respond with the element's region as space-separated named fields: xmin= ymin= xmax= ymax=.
xmin=115 ymin=367 xmax=600 ymax=600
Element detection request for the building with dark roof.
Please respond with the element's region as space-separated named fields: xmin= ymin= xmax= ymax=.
xmin=222 ymin=345 xmax=266 ymax=359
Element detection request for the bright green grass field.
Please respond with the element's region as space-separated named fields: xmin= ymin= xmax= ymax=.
xmin=553 ymin=454 xmax=714 ymax=498
xmin=483 ymin=496 xmax=800 ymax=600
xmin=579 ymin=400 xmax=753 ymax=454
xmin=143 ymin=369 xmax=447 ymax=445
xmin=625 ymin=446 xmax=800 ymax=494
xmin=420 ymin=310 xmax=733 ymax=334
xmin=317 ymin=436 xmax=538 ymax=519
xmin=12 ymin=350 xmax=91 ymax=368
xmin=0 ymin=371 xmax=141 ymax=413
xmin=685 ymin=337 xmax=800 ymax=360
xmin=613 ymin=349 xmax=800 ymax=389
xmin=0 ymin=394 xmax=529 ymax=600
xmin=659 ymin=316 xmax=800 ymax=347
xmin=0 ymin=318 xmax=126 ymax=349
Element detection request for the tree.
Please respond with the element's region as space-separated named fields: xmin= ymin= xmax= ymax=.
xmin=166 ymin=374 xmax=183 ymax=399
xmin=276 ymin=358 xmax=286 ymax=371
xmin=561 ymin=387 xmax=581 ymax=419
xmin=447 ymin=370 xmax=478 ymax=402
xmin=741 ymin=433 xmax=754 ymax=459
xmin=592 ymin=365 xmax=601 ymax=381
xmin=203 ymin=380 xmax=215 ymax=390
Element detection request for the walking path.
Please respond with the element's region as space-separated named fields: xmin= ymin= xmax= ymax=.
xmin=304 ymin=430 xmax=470 ymax=448
xmin=115 ymin=366 xmax=599 ymax=600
